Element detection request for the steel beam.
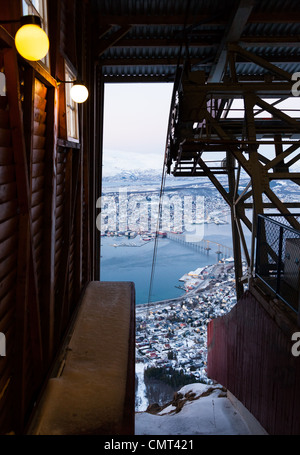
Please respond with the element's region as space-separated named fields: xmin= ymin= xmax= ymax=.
xmin=167 ymin=46 xmax=300 ymax=302
xmin=208 ymin=0 xmax=255 ymax=82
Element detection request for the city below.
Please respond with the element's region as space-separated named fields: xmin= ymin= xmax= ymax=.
xmin=100 ymin=171 xmax=300 ymax=409
xmin=135 ymin=260 xmax=245 ymax=392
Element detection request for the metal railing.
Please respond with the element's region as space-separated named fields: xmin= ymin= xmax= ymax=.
xmin=255 ymin=214 xmax=300 ymax=314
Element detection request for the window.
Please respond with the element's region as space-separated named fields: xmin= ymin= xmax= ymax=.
xmin=22 ymin=0 xmax=49 ymax=68
xmin=65 ymin=63 xmax=79 ymax=142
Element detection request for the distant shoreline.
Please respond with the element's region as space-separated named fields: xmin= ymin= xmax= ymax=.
xmin=136 ymin=261 xmax=235 ymax=316
xmin=136 ymin=295 xmax=185 ymax=314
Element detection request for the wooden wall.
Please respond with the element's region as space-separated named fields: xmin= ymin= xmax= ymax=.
xmin=207 ymin=288 xmax=300 ymax=435
xmin=0 ymin=48 xmax=19 ymax=434
xmin=0 ymin=0 xmax=95 ymax=434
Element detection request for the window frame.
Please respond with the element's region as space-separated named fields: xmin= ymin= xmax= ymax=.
xmin=64 ymin=62 xmax=80 ymax=143
xmin=21 ymin=0 xmax=50 ymax=69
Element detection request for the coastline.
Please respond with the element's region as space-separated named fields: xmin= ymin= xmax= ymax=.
xmin=136 ymin=261 xmax=235 ymax=315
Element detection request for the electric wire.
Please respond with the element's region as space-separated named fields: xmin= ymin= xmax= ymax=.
xmin=144 ymin=1 xmax=193 ymax=335
xmin=145 ymin=2 xmax=223 ymax=314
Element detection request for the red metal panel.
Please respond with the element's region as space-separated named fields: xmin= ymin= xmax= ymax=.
xmin=207 ymin=290 xmax=300 ymax=435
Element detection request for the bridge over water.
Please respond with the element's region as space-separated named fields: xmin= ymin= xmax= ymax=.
xmin=166 ymin=232 xmax=234 ymax=262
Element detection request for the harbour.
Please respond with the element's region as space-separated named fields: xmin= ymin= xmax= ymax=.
xmin=100 ymin=218 xmax=250 ymax=305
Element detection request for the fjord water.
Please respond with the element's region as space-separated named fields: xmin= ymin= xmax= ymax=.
xmin=100 ymin=221 xmax=250 ymax=305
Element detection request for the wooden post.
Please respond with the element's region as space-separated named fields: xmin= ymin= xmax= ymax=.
xmin=41 ymin=83 xmax=58 ymax=364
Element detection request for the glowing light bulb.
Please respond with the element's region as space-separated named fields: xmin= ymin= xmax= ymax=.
xmin=15 ymin=16 xmax=49 ymax=61
xmin=70 ymin=83 xmax=89 ymax=103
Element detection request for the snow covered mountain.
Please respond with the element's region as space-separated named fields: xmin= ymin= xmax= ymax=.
xmin=103 ymin=169 xmax=163 ymax=184
xmin=102 ymin=168 xmax=208 ymax=190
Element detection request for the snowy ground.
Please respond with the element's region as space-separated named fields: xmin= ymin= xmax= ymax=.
xmin=135 ymin=363 xmax=149 ymax=412
xmin=135 ymin=382 xmax=266 ymax=435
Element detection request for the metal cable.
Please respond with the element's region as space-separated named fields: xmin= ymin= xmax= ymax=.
xmin=145 ymin=1 xmax=192 ymax=327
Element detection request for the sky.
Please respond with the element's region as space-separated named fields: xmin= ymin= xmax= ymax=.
xmin=102 ymin=83 xmax=300 ymax=177
xmin=103 ymin=83 xmax=174 ymax=175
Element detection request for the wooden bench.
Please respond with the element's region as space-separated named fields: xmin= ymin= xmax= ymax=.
xmin=28 ymin=281 xmax=135 ymax=435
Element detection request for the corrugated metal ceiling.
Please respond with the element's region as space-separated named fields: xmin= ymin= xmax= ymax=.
xmin=91 ymin=0 xmax=300 ymax=82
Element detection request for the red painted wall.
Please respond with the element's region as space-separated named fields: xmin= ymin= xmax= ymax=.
xmin=207 ymin=289 xmax=300 ymax=435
